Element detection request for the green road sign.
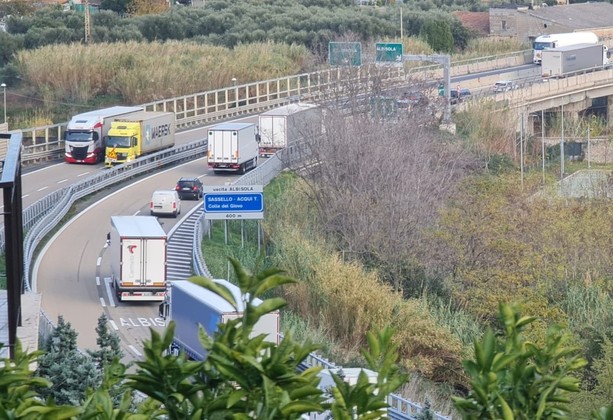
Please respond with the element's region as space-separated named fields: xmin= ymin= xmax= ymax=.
xmin=375 ymin=43 xmax=403 ymax=65
xmin=329 ymin=42 xmax=362 ymax=67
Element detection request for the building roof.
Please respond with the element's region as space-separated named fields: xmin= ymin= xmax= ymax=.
xmin=453 ymin=11 xmax=490 ymax=36
xmin=523 ymin=2 xmax=613 ymax=30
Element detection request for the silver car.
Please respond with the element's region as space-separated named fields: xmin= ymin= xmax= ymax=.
xmin=494 ymin=80 xmax=518 ymax=92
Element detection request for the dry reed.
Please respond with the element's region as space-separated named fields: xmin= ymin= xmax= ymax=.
xmin=15 ymin=41 xmax=311 ymax=105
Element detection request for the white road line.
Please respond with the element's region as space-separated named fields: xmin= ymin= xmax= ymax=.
xmin=77 ymin=172 xmax=90 ymax=177
xmin=109 ymin=320 xmax=118 ymax=330
xmin=96 ymin=257 xmax=102 ymax=266
xmin=57 ymin=179 xmax=68 ymax=184
xmin=129 ymin=345 xmax=142 ymax=357
xmin=37 ymin=186 xmax=48 ymax=192
xmin=21 ymin=194 xmax=29 ymax=199
xmin=100 ymin=297 xmax=106 ymax=307
xmin=96 ymin=277 xmax=100 ymax=286
xmin=104 ymin=278 xmax=116 ymax=308
xmin=133 ymin=210 xmax=141 ymax=216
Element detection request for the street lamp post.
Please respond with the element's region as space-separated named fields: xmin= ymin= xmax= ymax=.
xmin=231 ymin=78 xmax=238 ymax=107
xmin=1 ymin=83 xmax=6 ymax=124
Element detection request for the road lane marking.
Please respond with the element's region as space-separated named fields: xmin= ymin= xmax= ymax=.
xmin=120 ymin=317 xmax=166 ymax=327
xmin=37 ymin=186 xmax=48 ymax=192
xmin=96 ymin=257 xmax=102 ymax=266
xmin=128 ymin=345 xmax=142 ymax=357
xmin=100 ymin=297 xmax=106 ymax=307
xmin=57 ymin=179 xmax=68 ymax=184
xmin=96 ymin=277 xmax=100 ymax=286
xmin=109 ymin=320 xmax=118 ymax=330
xmin=77 ymin=172 xmax=90 ymax=177
xmin=104 ymin=278 xmax=116 ymax=307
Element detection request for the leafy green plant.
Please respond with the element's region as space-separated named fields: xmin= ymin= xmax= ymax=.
xmin=453 ymin=303 xmax=588 ymax=419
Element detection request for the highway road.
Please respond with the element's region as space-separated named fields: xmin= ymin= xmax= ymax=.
xmin=29 ymin=116 xmax=257 ymax=362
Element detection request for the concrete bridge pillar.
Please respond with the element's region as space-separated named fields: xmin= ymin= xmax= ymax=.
xmin=608 ymin=96 xmax=613 ymax=129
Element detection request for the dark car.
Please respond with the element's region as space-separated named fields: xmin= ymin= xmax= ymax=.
xmin=175 ymin=177 xmax=203 ymax=200
xmin=450 ymin=88 xmax=471 ymax=104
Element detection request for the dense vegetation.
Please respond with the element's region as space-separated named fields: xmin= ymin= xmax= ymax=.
xmin=0 ymin=0 xmax=528 ymax=127
xmin=200 ymin=82 xmax=613 ymax=416
xmin=4 ymin=262 xmax=611 ymax=418
xmin=0 ymin=0 xmax=472 ymax=56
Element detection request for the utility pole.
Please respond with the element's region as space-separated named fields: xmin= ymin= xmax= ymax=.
xmin=403 ymin=54 xmax=452 ymax=124
xmin=400 ymin=8 xmax=403 ymax=39
xmin=84 ymin=0 xmax=91 ymax=44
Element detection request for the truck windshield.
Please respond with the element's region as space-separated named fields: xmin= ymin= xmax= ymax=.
xmin=106 ymin=136 xmax=131 ymax=148
xmin=533 ymin=41 xmax=553 ymax=50
xmin=65 ymin=131 xmax=93 ymax=142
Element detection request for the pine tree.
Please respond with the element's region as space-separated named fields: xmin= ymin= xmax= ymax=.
xmin=36 ymin=316 xmax=102 ymax=405
xmin=89 ymin=313 xmax=123 ymax=370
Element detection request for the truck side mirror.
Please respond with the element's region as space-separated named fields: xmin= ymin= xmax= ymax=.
xmin=159 ymin=301 xmax=169 ymax=319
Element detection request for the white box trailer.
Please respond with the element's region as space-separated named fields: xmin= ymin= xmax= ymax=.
xmin=207 ymin=122 xmax=259 ymax=174
xmin=258 ymin=103 xmax=322 ymax=157
xmin=532 ymin=31 xmax=599 ymax=64
xmin=109 ymin=216 xmax=167 ymax=302
xmin=541 ymin=43 xmax=608 ymax=78
xmin=165 ymin=279 xmax=280 ymax=361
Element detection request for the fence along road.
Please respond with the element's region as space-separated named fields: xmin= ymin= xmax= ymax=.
xmin=14 ymin=51 xmax=532 ymax=165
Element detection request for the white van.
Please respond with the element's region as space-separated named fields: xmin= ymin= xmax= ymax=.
xmin=150 ymin=190 xmax=181 ymax=218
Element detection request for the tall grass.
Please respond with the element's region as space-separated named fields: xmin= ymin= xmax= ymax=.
xmin=455 ymin=37 xmax=528 ymax=60
xmin=15 ymin=41 xmax=312 ymax=105
xmin=263 ymin=174 xmax=466 ymax=387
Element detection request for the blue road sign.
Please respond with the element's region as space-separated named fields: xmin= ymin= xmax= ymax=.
xmin=203 ymin=185 xmax=264 ymax=220
xmin=204 ymin=193 xmax=263 ymax=212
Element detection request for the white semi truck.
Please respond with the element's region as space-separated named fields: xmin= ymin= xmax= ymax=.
xmin=160 ymin=279 xmax=280 ymax=361
xmin=257 ymin=103 xmax=322 ymax=158
xmin=64 ymin=106 xmax=143 ymax=164
xmin=109 ymin=216 xmax=167 ymax=302
xmin=541 ymin=43 xmax=610 ymax=78
xmin=532 ymin=31 xmax=598 ymax=64
xmin=207 ymin=122 xmax=259 ymax=174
